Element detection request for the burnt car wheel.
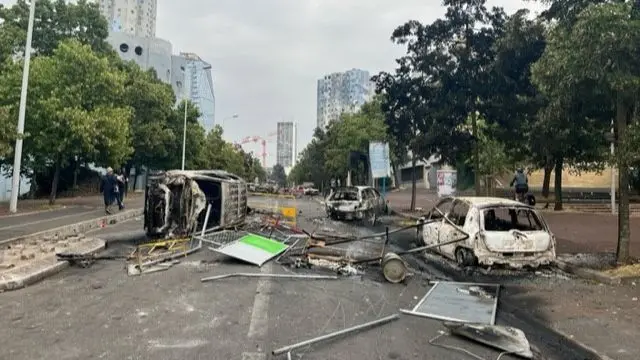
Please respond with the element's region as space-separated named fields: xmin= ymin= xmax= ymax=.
xmin=455 ymin=247 xmax=476 ymax=267
xmin=366 ymin=210 xmax=377 ymax=226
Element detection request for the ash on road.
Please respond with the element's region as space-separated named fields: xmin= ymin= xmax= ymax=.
xmin=0 ymin=198 xmax=601 ymax=360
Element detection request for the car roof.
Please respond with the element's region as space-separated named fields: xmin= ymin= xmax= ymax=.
xmin=442 ymin=196 xmax=532 ymax=209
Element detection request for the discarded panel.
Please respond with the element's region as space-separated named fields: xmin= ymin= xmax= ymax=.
xmin=404 ymin=281 xmax=500 ymax=325
xmin=211 ymin=233 xmax=289 ymax=266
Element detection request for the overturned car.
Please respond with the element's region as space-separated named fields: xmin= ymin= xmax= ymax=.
xmin=325 ymin=186 xmax=387 ymax=225
xmin=417 ymin=196 xmax=556 ymax=269
xmin=144 ymin=170 xmax=247 ymax=238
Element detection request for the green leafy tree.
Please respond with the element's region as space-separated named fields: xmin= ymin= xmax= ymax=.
xmin=324 ymin=102 xmax=388 ymax=183
xmin=288 ymin=128 xmax=328 ymax=188
xmin=270 ymin=163 xmax=287 ymax=188
xmin=0 ymin=39 xmax=132 ymax=204
xmin=165 ymin=100 xmax=207 ymax=170
xmin=389 ymin=0 xmax=507 ymax=195
xmin=0 ymin=0 xmax=111 ymax=62
xmin=531 ymin=1 xmax=640 ymax=263
xmin=117 ymin=61 xmax=177 ymax=175
xmin=200 ymin=125 xmax=245 ymax=175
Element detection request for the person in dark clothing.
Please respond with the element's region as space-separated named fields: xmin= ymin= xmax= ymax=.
xmin=115 ymin=170 xmax=125 ymax=210
xmin=510 ymin=168 xmax=529 ymax=202
xmin=99 ymin=167 xmax=118 ymax=214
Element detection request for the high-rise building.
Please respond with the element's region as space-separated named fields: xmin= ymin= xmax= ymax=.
xmin=276 ymin=122 xmax=297 ymax=169
xmin=172 ymin=53 xmax=216 ymax=132
xmin=317 ymin=69 xmax=375 ymax=129
xmin=97 ymin=0 xmax=157 ymax=38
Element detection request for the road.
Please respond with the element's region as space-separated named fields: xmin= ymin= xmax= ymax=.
xmin=0 ymin=196 xmax=144 ymax=241
xmin=0 ymin=197 xmax=598 ymax=360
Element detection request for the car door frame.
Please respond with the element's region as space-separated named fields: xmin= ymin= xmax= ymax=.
xmin=369 ymin=188 xmax=384 ymax=214
xmin=422 ymin=197 xmax=454 ymax=247
xmin=436 ymin=199 xmax=471 ymax=259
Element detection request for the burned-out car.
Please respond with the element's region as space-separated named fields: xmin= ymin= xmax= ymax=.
xmin=417 ymin=196 xmax=556 ymax=269
xmin=325 ymin=186 xmax=387 ymax=225
xmin=144 ymin=170 xmax=247 ymax=238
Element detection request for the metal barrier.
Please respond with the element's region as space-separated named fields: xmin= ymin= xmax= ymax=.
xmin=249 ymin=194 xmax=298 ymax=227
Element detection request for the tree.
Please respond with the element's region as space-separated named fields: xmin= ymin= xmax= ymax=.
xmin=270 ymin=164 xmax=287 ymax=188
xmin=531 ymin=1 xmax=640 ymax=263
xmin=386 ymin=0 xmax=507 ymax=196
xmin=165 ymin=101 xmax=207 ymax=170
xmin=288 ymin=127 xmax=328 ymax=187
xmin=0 ymin=39 xmax=132 ymax=204
xmin=118 ymin=61 xmax=177 ymax=175
xmin=201 ymin=125 xmax=245 ymax=175
xmin=0 ymin=106 xmax=11 ymax=160
xmin=323 ymin=100 xmax=389 ymax=184
xmin=0 ymin=0 xmax=111 ymax=62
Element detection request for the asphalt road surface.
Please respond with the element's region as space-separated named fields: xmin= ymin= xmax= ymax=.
xmin=0 ymin=196 xmax=144 ymax=241
xmin=0 ymin=197 xmax=597 ymax=360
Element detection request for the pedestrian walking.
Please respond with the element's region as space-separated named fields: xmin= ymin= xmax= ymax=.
xmin=120 ymin=167 xmax=129 ymax=198
xmin=99 ymin=167 xmax=118 ymax=215
xmin=115 ymin=170 xmax=126 ymax=210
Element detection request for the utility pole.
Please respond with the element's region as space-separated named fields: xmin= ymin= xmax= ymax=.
xmin=9 ymin=0 xmax=37 ymax=213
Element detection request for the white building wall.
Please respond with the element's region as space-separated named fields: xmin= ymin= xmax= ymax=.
xmin=97 ymin=0 xmax=157 ymax=38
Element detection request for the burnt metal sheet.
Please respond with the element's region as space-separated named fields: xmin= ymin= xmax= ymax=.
xmin=405 ymin=281 xmax=500 ymax=325
xmin=210 ymin=233 xmax=289 ymax=267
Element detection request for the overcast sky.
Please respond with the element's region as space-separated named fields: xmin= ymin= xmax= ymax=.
xmin=2 ymin=0 xmax=547 ymax=166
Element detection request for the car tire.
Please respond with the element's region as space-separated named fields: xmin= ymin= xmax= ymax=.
xmin=455 ymin=247 xmax=477 ymax=267
xmin=368 ymin=211 xmax=377 ymax=226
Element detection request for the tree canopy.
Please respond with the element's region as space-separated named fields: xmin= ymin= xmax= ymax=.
xmin=0 ymin=0 xmax=261 ymax=204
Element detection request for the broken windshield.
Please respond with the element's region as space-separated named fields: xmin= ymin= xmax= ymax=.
xmin=483 ymin=207 xmax=544 ymax=232
xmin=331 ymin=188 xmax=359 ymax=201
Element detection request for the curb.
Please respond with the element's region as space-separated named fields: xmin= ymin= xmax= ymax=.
xmin=554 ymin=260 xmax=622 ymax=285
xmin=0 ymin=208 xmax=143 ymax=247
xmin=0 ymin=237 xmax=106 ymax=291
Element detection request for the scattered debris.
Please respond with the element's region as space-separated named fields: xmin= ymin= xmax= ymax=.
xmin=271 ymin=314 xmax=400 ymax=357
xmin=441 ymin=322 xmax=535 ymax=359
xmin=208 ymin=233 xmax=289 ymax=267
xmin=200 ymin=273 xmax=338 ymax=282
xmin=400 ymin=281 xmax=500 ymax=325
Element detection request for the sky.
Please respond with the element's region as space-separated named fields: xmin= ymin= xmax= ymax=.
xmin=1 ymin=0 xmax=547 ymax=167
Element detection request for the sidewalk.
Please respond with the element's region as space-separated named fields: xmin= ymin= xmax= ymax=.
xmin=0 ymin=194 xmax=144 ymax=242
xmin=385 ymin=188 xmax=640 ymax=258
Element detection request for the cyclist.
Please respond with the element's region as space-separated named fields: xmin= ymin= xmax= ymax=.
xmin=510 ymin=168 xmax=529 ymax=203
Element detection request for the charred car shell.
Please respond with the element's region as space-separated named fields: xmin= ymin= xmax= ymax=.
xmin=325 ymin=186 xmax=386 ymax=225
xmin=418 ymin=196 xmax=556 ymax=269
xmin=144 ymin=170 xmax=247 ymax=238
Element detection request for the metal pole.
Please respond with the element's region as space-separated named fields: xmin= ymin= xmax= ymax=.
xmin=8 ymin=0 xmax=37 ymax=214
xmin=272 ymin=314 xmax=400 ymax=356
xmin=181 ymin=99 xmax=187 ymax=170
xmin=200 ymin=203 xmax=212 ymax=237
xmin=611 ymin=120 xmax=615 ymax=214
xmin=201 ymin=273 xmax=338 ymax=282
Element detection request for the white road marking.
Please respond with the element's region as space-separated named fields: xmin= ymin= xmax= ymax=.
xmin=247 ymin=262 xmax=272 ymax=339
xmin=241 ymin=352 xmax=266 ymax=360
xmin=0 ymin=209 xmax=99 ymax=231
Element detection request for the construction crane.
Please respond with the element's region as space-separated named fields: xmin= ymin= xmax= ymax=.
xmin=234 ymin=131 xmax=278 ymax=167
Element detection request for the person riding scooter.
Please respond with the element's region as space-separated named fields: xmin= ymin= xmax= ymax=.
xmin=510 ymin=168 xmax=529 ymax=203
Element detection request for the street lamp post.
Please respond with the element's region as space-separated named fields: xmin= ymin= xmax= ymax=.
xmin=9 ymin=0 xmax=37 ymax=214
xmin=180 ymin=66 xmax=188 ymax=171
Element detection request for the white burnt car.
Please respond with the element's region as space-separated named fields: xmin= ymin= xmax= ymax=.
xmin=417 ymin=196 xmax=556 ymax=269
xmin=325 ymin=186 xmax=387 ymax=225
